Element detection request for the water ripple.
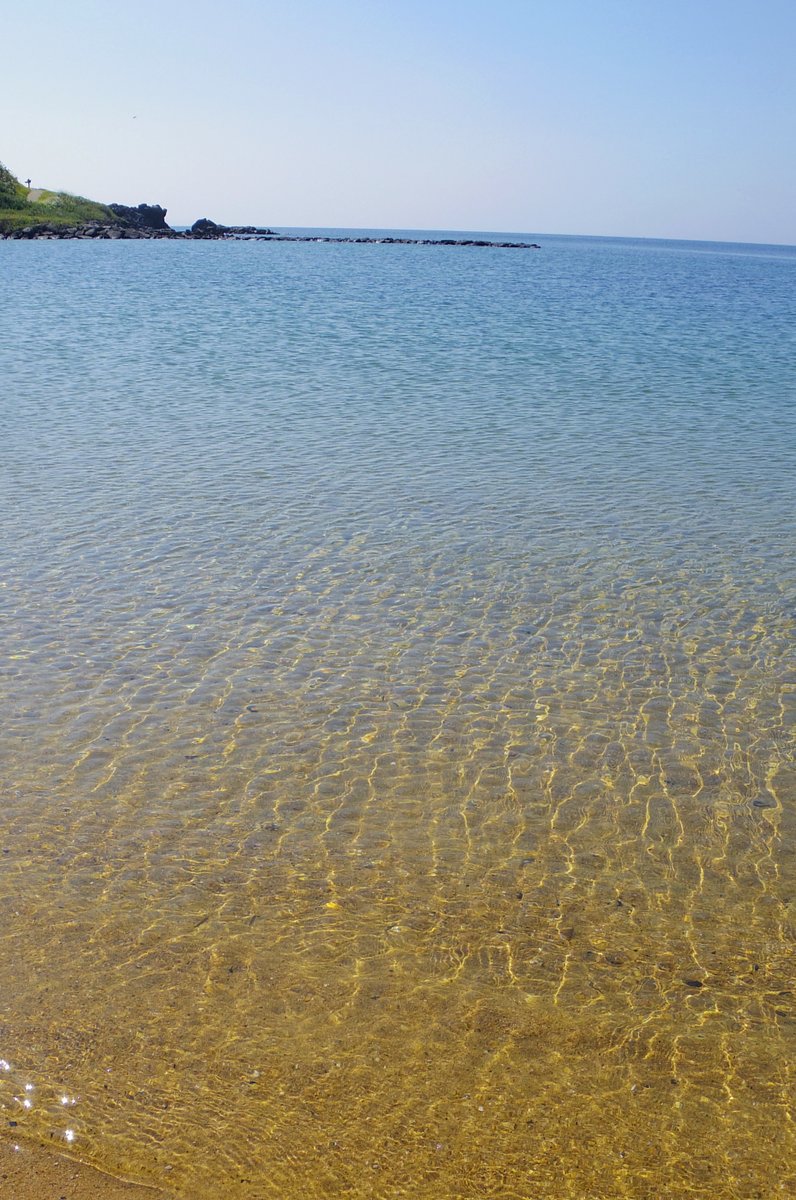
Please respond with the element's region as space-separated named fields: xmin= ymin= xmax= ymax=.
xmin=0 ymin=234 xmax=794 ymax=1198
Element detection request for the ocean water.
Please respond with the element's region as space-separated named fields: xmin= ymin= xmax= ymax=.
xmin=0 ymin=231 xmax=794 ymax=1198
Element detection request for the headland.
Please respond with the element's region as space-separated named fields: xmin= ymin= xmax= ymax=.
xmin=0 ymin=162 xmax=539 ymax=247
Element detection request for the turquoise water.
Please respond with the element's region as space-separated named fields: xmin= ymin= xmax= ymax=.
xmin=0 ymin=232 xmax=794 ymax=1198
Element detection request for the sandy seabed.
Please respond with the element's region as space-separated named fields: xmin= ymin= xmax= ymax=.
xmin=0 ymin=1137 xmax=168 ymax=1200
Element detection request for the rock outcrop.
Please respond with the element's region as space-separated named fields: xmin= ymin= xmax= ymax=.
xmin=190 ymin=217 xmax=220 ymax=236
xmin=190 ymin=218 xmax=277 ymax=238
xmin=109 ymin=203 xmax=170 ymax=230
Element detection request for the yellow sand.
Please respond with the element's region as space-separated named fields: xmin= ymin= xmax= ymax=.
xmin=0 ymin=1137 xmax=168 ymax=1199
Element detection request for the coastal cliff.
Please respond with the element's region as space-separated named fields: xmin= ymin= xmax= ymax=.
xmin=0 ymin=163 xmax=275 ymax=239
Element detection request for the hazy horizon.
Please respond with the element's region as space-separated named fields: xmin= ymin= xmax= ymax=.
xmin=3 ymin=0 xmax=795 ymax=245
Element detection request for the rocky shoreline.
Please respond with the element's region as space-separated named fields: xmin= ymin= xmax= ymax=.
xmin=1 ymin=203 xmax=540 ymax=248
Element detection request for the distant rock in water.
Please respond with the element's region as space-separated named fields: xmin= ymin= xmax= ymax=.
xmin=191 ymin=217 xmax=220 ymax=236
xmin=109 ymin=203 xmax=170 ymax=231
xmin=189 ymin=217 xmax=278 ymax=238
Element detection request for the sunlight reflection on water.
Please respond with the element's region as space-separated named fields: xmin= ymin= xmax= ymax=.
xmin=0 ymin=233 xmax=794 ymax=1198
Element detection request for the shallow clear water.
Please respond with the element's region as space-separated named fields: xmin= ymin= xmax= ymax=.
xmin=0 ymin=232 xmax=794 ymax=1198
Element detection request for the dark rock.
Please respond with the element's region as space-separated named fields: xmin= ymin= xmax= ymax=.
xmin=191 ymin=217 xmax=222 ymax=235
xmin=109 ymin=203 xmax=170 ymax=230
xmin=265 ymin=234 xmax=539 ymax=249
xmin=186 ymin=219 xmax=277 ymax=239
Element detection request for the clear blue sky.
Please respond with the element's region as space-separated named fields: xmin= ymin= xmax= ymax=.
xmin=4 ymin=0 xmax=795 ymax=242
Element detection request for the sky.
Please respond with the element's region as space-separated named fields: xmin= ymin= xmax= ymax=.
xmin=3 ymin=0 xmax=795 ymax=243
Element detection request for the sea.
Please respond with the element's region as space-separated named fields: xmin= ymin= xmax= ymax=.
xmin=0 ymin=230 xmax=794 ymax=1198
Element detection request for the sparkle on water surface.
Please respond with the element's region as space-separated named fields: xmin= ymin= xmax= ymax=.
xmin=0 ymin=233 xmax=794 ymax=1198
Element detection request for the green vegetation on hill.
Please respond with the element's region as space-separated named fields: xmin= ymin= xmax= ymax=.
xmin=0 ymin=161 xmax=115 ymax=231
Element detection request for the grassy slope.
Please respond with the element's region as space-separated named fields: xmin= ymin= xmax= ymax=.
xmin=0 ymin=161 xmax=115 ymax=231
